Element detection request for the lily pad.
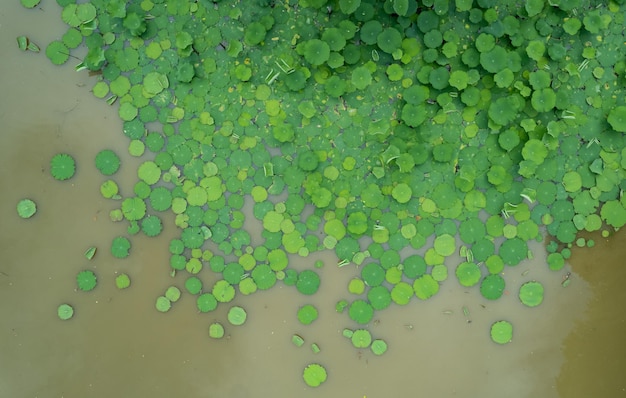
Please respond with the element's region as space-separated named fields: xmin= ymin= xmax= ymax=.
xmin=303 ymin=363 xmax=327 ymax=388
xmin=17 ymin=199 xmax=37 ymax=219
xmin=491 ymin=320 xmax=513 ymax=344
xmin=76 ymin=270 xmax=97 ymax=292
xmin=57 ymin=303 xmax=74 ymax=320
xmin=50 ymin=153 xmax=76 ymax=180
xmin=519 ymin=281 xmax=544 ymax=307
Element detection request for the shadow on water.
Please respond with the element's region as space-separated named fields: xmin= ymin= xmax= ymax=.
xmin=1 ymin=3 xmax=625 ymax=398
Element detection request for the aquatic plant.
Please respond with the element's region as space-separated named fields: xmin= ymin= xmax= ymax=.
xmin=16 ymin=199 xmax=37 ymax=219
xmin=18 ymin=0 xmax=626 ymax=388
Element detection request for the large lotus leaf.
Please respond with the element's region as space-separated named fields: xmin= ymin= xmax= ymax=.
xmin=303 ymin=39 xmax=330 ymax=66
xmin=459 ymin=217 xmax=486 ymax=244
xmin=413 ymin=274 xmax=439 ymax=300
xmin=488 ymin=97 xmax=518 ymax=126
xmin=600 ymin=200 xmax=626 ymax=228
xmin=377 ymin=27 xmax=402 ymax=54
xmin=480 ymin=274 xmax=505 ymax=300
xmin=499 ymin=238 xmax=528 ymax=266
xmin=531 ymin=88 xmax=556 ymax=112
xmin=480 ymin=46 xmax=508 ymax=73
xmin=522 ymin=139 xmax=548 ymax=164
xmin=455 ymin=261 xmax=481 ymax=287
xmin=607 ymin=106 xmax=626 ymax=132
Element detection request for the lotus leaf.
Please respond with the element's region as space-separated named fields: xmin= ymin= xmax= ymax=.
xmin=303 ymin=363 xmax=327 ymax=388
xmin=491 ymin=320 xmax=513 ymax=344
xmin=349 ymin=299 xmax=374 ymax=324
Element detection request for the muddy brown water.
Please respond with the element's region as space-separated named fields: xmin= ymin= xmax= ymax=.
xmin=1 ymin=3 xmax=625 ymax=398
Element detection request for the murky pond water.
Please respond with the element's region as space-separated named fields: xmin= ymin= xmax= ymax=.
xmin=1 ymin=3 xmax=625 ymax=398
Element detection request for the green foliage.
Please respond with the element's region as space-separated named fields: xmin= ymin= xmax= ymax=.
xmin=17 ymin=199 xmax=37 ymax=219
xmin=76 ymin=270 xmax=97 ymax=291
xmin=50 ymin=153 xmax=76 ymax=180
xmin=39 ymin=0 xmax=626 ymax=367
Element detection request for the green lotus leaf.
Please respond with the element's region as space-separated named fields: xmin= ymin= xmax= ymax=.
xmin=413 ymin=274 xmax=439 ymax=300
xmin=304 ymin=39 xmax=330 ymax=66
xmin=155 ymin=296 xmax=171 ymax=312
xmin=531 ymin=88 xmax=556 ymax=112
xmin=50 ymin=153 xmax=76 ymax=181
xmin=455 ymin=261 xmax=481 ymax=287
xmin=367 ymin=285 xmax=391 ymax=310
xmin=121 ymin=197 xmax=146 ymax=221
xmin=607 ymin=106 xmax=626 ymax=132
xmin=76 ymin=270 xmax=97 ymax=292
xmin=519 ymin=281 xmax=544 ymax=307
xmin=348 ymin=299 xmax=374 ymax=324
xmin=359 ymin=20 xmax=382 ymax=45
xmin=208 ymin=322 xmax=224 ymax=339
xmin=488 ymin=97 xmax=518 ymax=126
xmin=391 ymin=281 xmax=413 ymax=305
xmin=296 ymin=270 xmax=320 ymax=295
xmin=115 ymin=273 xmax=130 ymax=289
xmin=401 ymin=104 xmax=427 ymax=127
xmin=303 ymin=363 xmax=327 ymax=388
xmin=141 ymin=215 xmax=163 ymax=237
xmin=252 ymin=264 xmax=277 ymax=290
xmin=499 ymin=238 xmax=528 ymax=265
xmin=491 ymin=320 xmax=513 ymax=344
xmin=361 ymin=262 xmax=385 ymax=287
xmin=46 ymin=40 xmax=70 ymax=65
xmin=351 ymin=329 xmax=372 ymax=348
xmin=322 ymin=28 xmax=346 ymax=51
xmin=95 ymin=149 xmax=120 ymax=176
xmin=297 ymin=304 xmax=318 ymax=325
xmin=244 ymin=22 xmax=266 ymax=46
xmin=392 ymin=183 xmax=412 ymax=204
xmin=521 ymin=139 xmax=548 ymax=164
xmin=350 ymin=66 xmax=372 ymax=90
xmin=377 ymin=27 xmax=402 ymax=54
xmin=526 ymin=40 xmax=545 ymax=61
xmin=227 ymin=306 xmax=247 ymax=326
xmin=480 ymin=274 xmax=505 ymax=300
xmin=480 ymin=46 xmax=507 ymax=73
xmin=403 ymin=85 xmax=429 ymax=104
xmin=600 ymin=200 xmax=626 ymax=228
xmin=459 ymin=217 xmax=486 ymax=244
xmin=57 ymin=303 xmax=73 ymax=320
xmin=17 ymin=199 xmax=37 ymax=219
xmin=111 ymin=236 xmax=131 ymax=258
xmin=138 ymin=161 xmax=161 ymax=185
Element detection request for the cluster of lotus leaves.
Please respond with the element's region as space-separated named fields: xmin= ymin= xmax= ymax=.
xmin=36 ymin=0 xmax=626 ymax=375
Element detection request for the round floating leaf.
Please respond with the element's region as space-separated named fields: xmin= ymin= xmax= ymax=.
xmin=519 ymin=281 xmax=544 ymax=307
xmin=367 ymin=286 xmax=391 ymax=310
xmin=57 ymin=303 xmax=73 ymax=320
xmin=392 ymin=183 xmax=412 ymax=203
xmin=197 ymin=293 xmax=218 ymax=312
xmin=480 ymin=274 xmax=505 ymax=300
xmin=296 ymin=270 xmax=320 ymax=295
xmin=297 ymin=304 xmax=319 ymax=325
xmin=115 ymin=273 xmax=131 ymax=289
xmin=455 ymin=262 xmax=481 ymax=287
xmin=50 ymin=153 xmax=76 ymax=180
xmin=371 ymin=339 xmax=388 ymax=355
xmin=349 ymin=299 xmax=374 ymax=324
xmin=209 ymin=322 xmax=225 ymax=339
xmin=141 ymin=215 xmax=163 ymax=237
xmin=111 ymin=236 xmax=131 ymax=259
xmin=361 ymin=263 xmax=385 ymax=287
xmin=303 ymin=363 xmax=327 ymax=388
xmin=95 ymin=149 xmax=120 ymax=175
xmin=252 ymin=264 xmax=277 ymax=290
xmin=227 ymin=306 xmax=247 ymax=326
xmin=304 ymin=39 xmax=330 ymax=66
xmin=391 ymin=282 xmax=414 ymax=305
xmin=351 ymin=329 xmax=372 ymax=348
xmin=608 ymin=106 xmax=626 ymax=132
xmin=212 ymin=280 xmax=236 ymax=302
xmin=121 ymin=197 xmax=146 ymax=221
xmin=434 ymin=234 xmax=456 ymax=257
xmin=413 ymin=274 xmax=439 ymax=300
xmin=76 ymin=270 xmax=97 ymax=292
xmin=491 ymin=320 xmax=513 ymax=344
xmin=155 ymin=296 xmax=171 ymax=312
xmin=377 ymin=27 xmax=402 ymax=54
xmin=17 ymin=199 xmax=37 ymax=219
xmin=499 ymin=238 xmax=528 ymax=265
xmin=185 ymin=277 xmax=202 ymax=295
xmin=46 ymin=40 xmax=69 ymax=65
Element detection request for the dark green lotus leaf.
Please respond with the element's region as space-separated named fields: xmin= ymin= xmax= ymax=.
xmin=348 ymin=299 xmax=374 ymax=324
